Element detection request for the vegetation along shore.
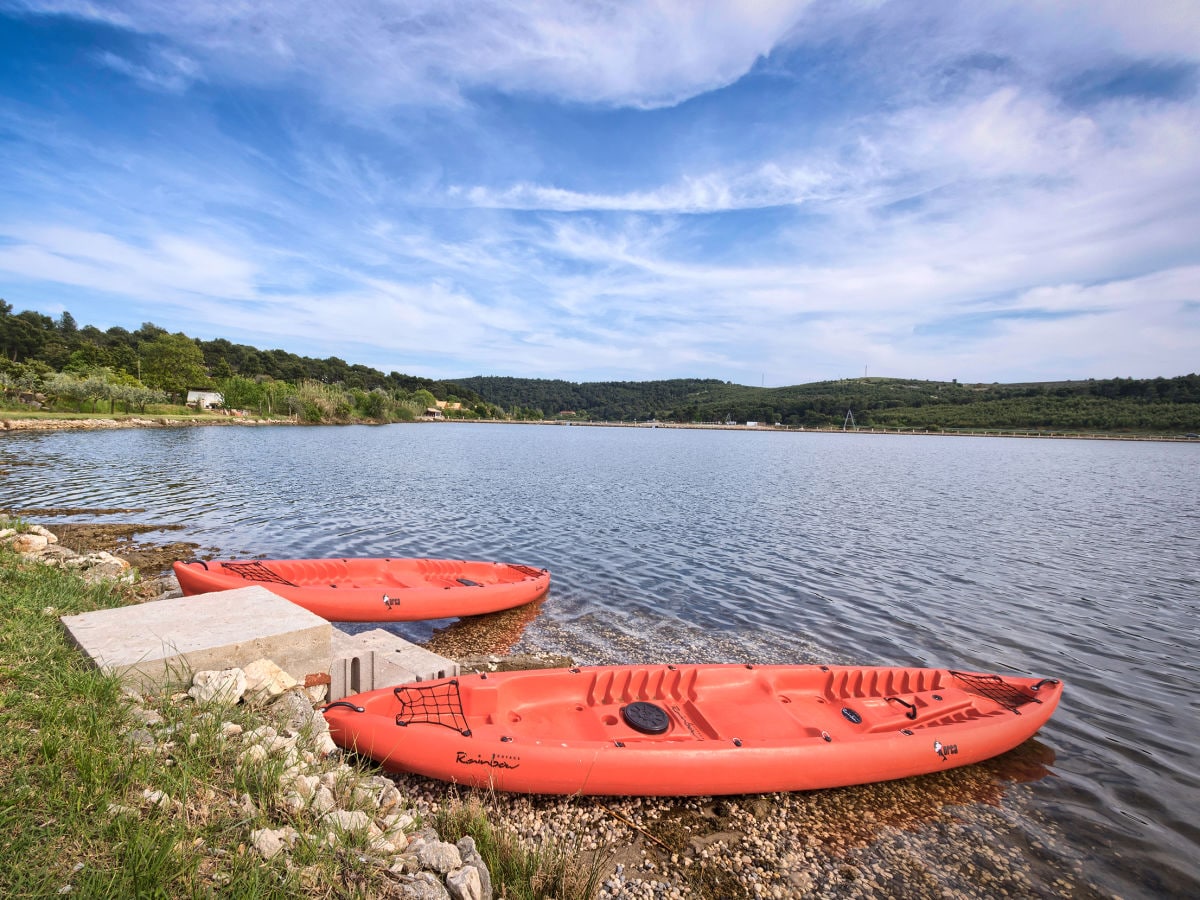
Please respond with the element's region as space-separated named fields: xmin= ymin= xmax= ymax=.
xmin=2 ymin=303 xmax=1198 ymax=434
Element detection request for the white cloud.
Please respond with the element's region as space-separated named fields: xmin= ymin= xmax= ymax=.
xmin=13 ymin=0 xmax=815 ymax=108
xmin=0 ymin=225 xmax=259 ymax=302
xmin=94 ymin=47 xmax=201 ymax=92
xmin=456 ymin=162 xmax=836 ymax=213
xmin=2 ymin=1 xmax=1197 ymax=384
xmin=1021 ymin=0 xmax=1200 ymax=62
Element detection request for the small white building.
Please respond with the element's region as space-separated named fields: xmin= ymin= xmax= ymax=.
xmin=186 ymin=389 xmax=224 ymax=409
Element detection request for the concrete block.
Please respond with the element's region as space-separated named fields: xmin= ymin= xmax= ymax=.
xmin=329 ymin=628 xmax=459 ymax=701
xmin=61 ymin=585 xmax=331 ymax=692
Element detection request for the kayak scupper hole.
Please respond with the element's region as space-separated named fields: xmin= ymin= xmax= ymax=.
xmin=602 ymin=714 xmax=618 ymax=726
xmin=575 ymin=705 xmax=584 ymax=712
xmin=508 ymin=713 xmax=521 ymax=723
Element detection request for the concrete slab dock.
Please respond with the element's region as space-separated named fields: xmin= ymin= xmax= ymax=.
xmin=329 ymin=628 xmax=460 ymax=701
xmin=60 ymin=584 xmax=461 ymax=700
xmin=61 ymin=585 xmax=332 ymax=691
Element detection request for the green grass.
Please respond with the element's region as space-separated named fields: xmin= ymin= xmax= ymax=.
xmin=0 ymin=548 xmax=415 ymax=897
xmin=0 ymin=539 xmax=606 ymax=898
xmin=430 ymin=790 xmax=608 ymax=900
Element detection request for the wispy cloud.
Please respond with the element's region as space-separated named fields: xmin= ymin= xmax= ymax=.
xmin=453 ymin=163 xmax=837 ymax=213
xmin=0 ymin=225 xmax=259 ymax=302
xmin=0 ymin=1 xmax=1196 ymax=383
xmin=94 ymin=47 xmax=201 ymax=93
xmin=10 ymin=0 xmax=815 ymax=108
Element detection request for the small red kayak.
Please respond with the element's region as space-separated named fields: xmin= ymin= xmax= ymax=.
xmin=173 ymin=557 xmax=550 ymax=622
xmin=324 ymin=663 xmax=1063 ymax=796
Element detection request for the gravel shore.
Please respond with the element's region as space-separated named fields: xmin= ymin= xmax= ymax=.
xmin=385 ymin=738 xmax=1098 ymax=899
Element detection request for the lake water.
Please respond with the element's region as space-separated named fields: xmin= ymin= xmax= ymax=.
xmin=2 ymin=422 xmax=1198 ymax=897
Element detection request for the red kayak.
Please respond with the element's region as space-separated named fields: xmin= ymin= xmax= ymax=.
xmin=173 ymin=557 xmax=550 ymax=622
xmin=324 ymin=663 xmax=1063 ymax=796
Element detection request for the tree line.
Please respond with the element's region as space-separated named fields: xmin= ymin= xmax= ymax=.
xmin=0 ymin=301 xmax=492 ymax=423
xmin=455 ymin=374 xmax=1200 ymax=432
xmin=3 ymin=300 xmax=1198 ymax=432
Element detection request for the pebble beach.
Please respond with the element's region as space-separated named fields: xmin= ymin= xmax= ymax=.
xmin=391 ymin=747 xmax=1098 ymax=899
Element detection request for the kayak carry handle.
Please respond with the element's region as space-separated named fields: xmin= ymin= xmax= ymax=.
xmin=885 ymin=696 xmax=919 ymax=720
xmin=323 ymin=701 xmax=365 ymax=713
xmin=1030 ymin=679 xmax=1060 ymax=692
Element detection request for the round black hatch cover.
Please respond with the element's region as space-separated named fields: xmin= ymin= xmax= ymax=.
xmin=622 ymin=701 xmax=670 ymax=735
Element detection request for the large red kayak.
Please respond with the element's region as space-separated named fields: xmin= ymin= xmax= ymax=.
xmin=173 ymin=557 xmax=550 ymax=622
xmin=324 ymin=663 xmax=1062 ymax=796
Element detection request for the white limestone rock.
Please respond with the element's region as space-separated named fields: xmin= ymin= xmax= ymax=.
xmin=188 ymin=668 xmax=246 ymax=705
xmin=242 ymin=658 xmax=299 ymax=707
xmin=446 ymin=865 xmax=484 ymax=900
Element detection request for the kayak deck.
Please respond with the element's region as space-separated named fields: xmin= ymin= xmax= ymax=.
xmin=325 ymin=664 xmax=1063 ymax=795
xmin=173 ymin=557 xmax=551 ymax=622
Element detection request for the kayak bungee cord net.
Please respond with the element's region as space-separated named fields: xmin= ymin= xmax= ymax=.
xmin=394 ymin=681 xmax=471 ymax=736
xmin=219 ymin=561 xmax=297 ymax=586
xmin=950 ymin=671 xmax=1054 ymax=713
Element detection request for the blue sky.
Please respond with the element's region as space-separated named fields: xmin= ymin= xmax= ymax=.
xmin=1 ymin=1 xmax=1197 ymax=385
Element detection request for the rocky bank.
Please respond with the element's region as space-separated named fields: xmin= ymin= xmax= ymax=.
xmin=6 ymin=523 xmax=493 ymax=900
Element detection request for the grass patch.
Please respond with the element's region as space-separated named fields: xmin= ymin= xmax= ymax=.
xmin=0 ymin=541 xmax=609 ymax=898
xmin=430 ymin=790 xmax=608 ymax=900
xmin=0 ymin=548 xmax=391 ymax=897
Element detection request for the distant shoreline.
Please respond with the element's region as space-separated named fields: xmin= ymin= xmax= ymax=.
xmin=2 ymin=414 xmax=1197 ymax=443
xmin=0 ymin=415 xmax=288 ymax=433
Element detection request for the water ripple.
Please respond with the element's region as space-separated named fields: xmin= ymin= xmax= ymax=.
xmin=3 ymin=424 xmax=1198 ymax=897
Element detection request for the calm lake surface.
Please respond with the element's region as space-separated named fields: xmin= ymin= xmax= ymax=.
xmin=3 ymin=422 xmax=1198 ymax=897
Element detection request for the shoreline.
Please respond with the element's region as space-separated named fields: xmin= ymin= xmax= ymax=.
xmin=3 ymin=514 xmax=1112 ymax=897
xmin=0 ymin=414 xmax=290 ymax=432
xmin=3 ymin=413 xmax=1197 ymax=443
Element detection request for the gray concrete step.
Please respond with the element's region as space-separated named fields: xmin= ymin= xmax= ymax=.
xmin=60 ymin=585 xmax=331 ymax=692
xmin=329 ymin=628 xmax=460 ymax=701
xmin=60 ymin=585 xmax=460 ymax=701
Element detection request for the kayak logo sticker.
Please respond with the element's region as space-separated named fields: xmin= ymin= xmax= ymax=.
xmin=933 ymin=740 xmax=958 ymax=762
xmin=456 ymin=751 xmax=520 ymax=770
xmin=671 ymin=704 xmax=704 ymax=740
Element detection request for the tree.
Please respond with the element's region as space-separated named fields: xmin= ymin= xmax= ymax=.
xmin=63 ymin=343 xmax=111 ymax=372
xmin=217 ymin=375 xmax=264 ymax=411
xmin=411 ymin=389 xmax=438 ymax=410
xmin=140 ymin=333 xmax=209 ymax=397
xmin=44 ymin=372 xmax=89 ymax=411
xmin=1 ymin=305 xmax=52 ymax=362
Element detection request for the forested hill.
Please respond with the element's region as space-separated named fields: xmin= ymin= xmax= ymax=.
xmin=3 ymin=299 xmax=1198 ymax=432
xmin=452 ymin=377 xmax=729 ymax=422
xmin=455 ymin=374 xmax=1200 ymax=432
